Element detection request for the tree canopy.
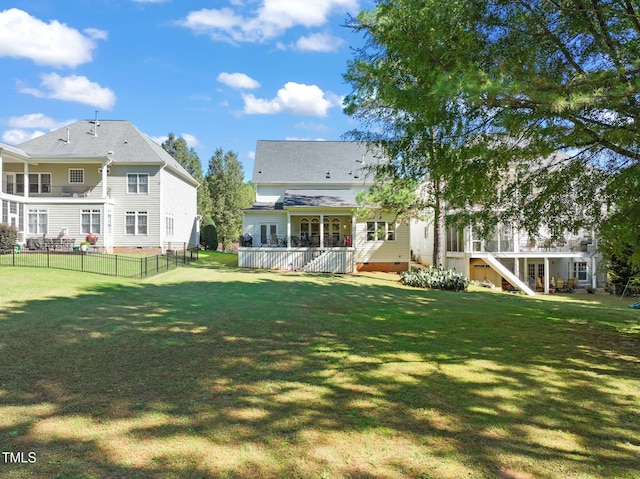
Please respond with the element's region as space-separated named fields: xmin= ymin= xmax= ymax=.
xmin=345 ymin=0 xmax=640 ymax=269
xmin=204 ymin=148 xmax=254 ymax=251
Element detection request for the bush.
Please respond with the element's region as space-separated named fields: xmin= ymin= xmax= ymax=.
xmin=200 ymin=217 xmax=218 ymax=251
xmin=400 ymin=266 xmax=469 ymax=291
xmin=0 ymin=223 xmax=17 ymax=253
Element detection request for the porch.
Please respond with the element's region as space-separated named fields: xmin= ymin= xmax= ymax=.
xmin=238 ymin=246 xmax=356 ymax=273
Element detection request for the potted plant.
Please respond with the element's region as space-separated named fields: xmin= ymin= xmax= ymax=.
xmin=79 ymin=241 xmax=90 ymax=252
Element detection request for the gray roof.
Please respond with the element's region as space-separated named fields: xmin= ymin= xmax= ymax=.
xmin=253 ymin=140 xmax=384 ymax=184
xmin=284 ymin=189 xmax=358 ymax=208
xmin=16 ymin=120 xmax=198 ymax=185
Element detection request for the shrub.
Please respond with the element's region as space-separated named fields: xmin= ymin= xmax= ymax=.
xmin=400 ymin=266 xmax=469 ymax=291
xmin=200 ymin=217 xmax=218 ymax=251
xmin=0 ymin=223 xmax=17 ymax=253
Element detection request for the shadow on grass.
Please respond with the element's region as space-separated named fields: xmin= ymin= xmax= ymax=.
xmin=0 ymin=260 xmax=639 ymax=478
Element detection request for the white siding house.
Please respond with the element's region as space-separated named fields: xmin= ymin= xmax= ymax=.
xmin=0 ymin=120 xmax=199 ymax=253
xmin=239 ymin=141 xmax=411 ymax=273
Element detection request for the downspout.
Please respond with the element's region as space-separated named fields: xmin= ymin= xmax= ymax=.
xmin=102 ymin=154 xmax=113 ymax=252
xmin=159 ymin=163 xmax=167 ymax=252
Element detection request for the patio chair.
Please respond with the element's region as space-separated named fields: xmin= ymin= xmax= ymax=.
xmin=555 ymin=277 xmax=565 ymax=291
xmin=566 ymin=278 xmax=577 ymax=292
xmin=536 ymin=277 xmax=544 ymax=292
xmin=268 ymin=233 xmax=279 ymax=247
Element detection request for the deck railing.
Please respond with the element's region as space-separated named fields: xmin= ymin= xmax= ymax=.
xmin=238 ymin=247 xmax=355 ymax=273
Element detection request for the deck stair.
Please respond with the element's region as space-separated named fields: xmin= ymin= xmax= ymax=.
xmin=483 ymin=253 xmax=536 ymax=296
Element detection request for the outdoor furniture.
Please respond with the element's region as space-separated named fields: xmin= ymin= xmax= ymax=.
xmin=536 ymin=277 xmax=544 ymax=292
xmin=268 ymin=233 xmax=279 ymax=247
xmin=241 ymin=233 xmax=253 ymax=247
xmin=26 ymin=237 xmax=45 ymax=250
xmin=566 ymin=278 xmax=578 ymax=292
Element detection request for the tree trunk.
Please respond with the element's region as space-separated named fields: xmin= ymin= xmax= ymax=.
xmin=432 ymin=187 xmax=446 ymax=267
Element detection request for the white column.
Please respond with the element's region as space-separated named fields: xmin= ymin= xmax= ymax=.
xmin=287 ymin=212 xmax=291 ymax=248
xmin=544 ymin=257 xmax=550 ymax=293
xmin=319 ymin=214 xmax=324 ymax=248
xmin=592 ymin=256 xmax=598 ymax=289
xmin=23 ymin=162 xmax=29 ymax=198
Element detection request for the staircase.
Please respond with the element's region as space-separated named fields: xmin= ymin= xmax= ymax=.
xmin=301 ymin=249 xmax=355 ymax=273
xmin=483 ymin=253 xmax=536 ymax=296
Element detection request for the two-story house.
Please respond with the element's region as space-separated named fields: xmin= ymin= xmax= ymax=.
xmin=239 ymin=140 xmax=411 ymax=273
xmin=240 ymin=140 xmax=603 ymax=293
xmin=0 ymin=119 xmax=199 ymax=253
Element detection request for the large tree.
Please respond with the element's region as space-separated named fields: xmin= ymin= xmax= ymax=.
xmin=205 ymin=148 xmax=254 ymax=251
xmin=161 ymin=133 xmax=212 ymax=217
xmin=345 ymin=0 xmax=640 ymax=269
xmin=344 ymin=1 xmax=496 ymax=265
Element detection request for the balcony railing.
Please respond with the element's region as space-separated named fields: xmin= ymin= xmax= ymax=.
xmin=2 ymin=183 xmax=110 ymax=198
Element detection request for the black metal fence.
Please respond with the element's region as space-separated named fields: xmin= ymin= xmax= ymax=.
xmin=0 ymin=245 xmax=199 ymax=279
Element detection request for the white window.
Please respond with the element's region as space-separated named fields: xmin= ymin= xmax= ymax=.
xmin=69 ymin=169 xmax=84 ymax=184
xmin=127 ymin=173 xmax=149 ymax=194
xmin=26 ymin=173 xmax=51 ymax=194
xmin=125 ymin=211 xmax=148 ymax=235
xmin=81 ymin=209 xmax=101 ymax=234
xmin=28 ymin=209 xmax=48 ymax=235
xmin=366 ymin=221 xmax=396 ymax=242
xmin=574 ymin=262 xmax=588 ymax=281
xmin=165 ymin=215 xmax=174 ymax=237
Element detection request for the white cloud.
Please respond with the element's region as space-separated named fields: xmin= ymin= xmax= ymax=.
xmin=295 ymin=32 xmax=344 ymax=52
xmin=2 ymin=114 xmax=76 ymax=145
xmin=149 ymin=133 xmax=199 ymax=149
xmin=179 ymin=0 xmax=358 ymax=44
xmin=2 ymin=129 xmax=46 ymax=144
xmin=242 ymin=82 xmax=339 ymax=117
xmin=181 ymin=133 xmax=200 ymax=148
xmin=217 ymin=72 xmax=260 ymax=89
xmin=84 ymin=28 xmax=108 ymax=41
xmin=149 ymin=135 xmax=168 ymax=145
xmin=0 ymin=8 xmax=101 ymax=68
xmin=7 ymin=113 xmax=74 ymax=130
xmin=19 ymin=73 xmax=116 ymax=110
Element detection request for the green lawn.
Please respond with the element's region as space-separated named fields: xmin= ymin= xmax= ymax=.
xmin=0 ymin=252 xmax=638 ymax=479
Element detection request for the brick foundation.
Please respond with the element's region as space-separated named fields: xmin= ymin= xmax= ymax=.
xmin=356 ymin=262 xmax=408 ymax=273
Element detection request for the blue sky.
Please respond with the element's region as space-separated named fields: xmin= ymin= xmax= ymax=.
xmin=0 ymin=1 xmax=372 ymax=179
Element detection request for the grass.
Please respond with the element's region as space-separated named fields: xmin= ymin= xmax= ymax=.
xmin=0 ymin=251 xmax=190 ymax=278
xmin=0 ymin=251 xmax=638 ymax=479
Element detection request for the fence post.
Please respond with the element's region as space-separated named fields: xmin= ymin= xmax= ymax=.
xmin=140 ymin=257 xmax=143 ymax=279
xmin=115 ymin=255 xmax=118 ymax=277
